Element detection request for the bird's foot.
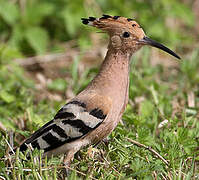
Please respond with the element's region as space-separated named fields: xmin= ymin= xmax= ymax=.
xmin=59 ymin=151 xmax=75 ymax=178
xmin=102 ymin=137 xmax=109 ymax=146
xmin=93 ymin=137 xmax=110 ymax=148
xmin=87 ymin=146 xmax=99 ymax=159
xmin=58 ymin=161 xmax=71 ymax=179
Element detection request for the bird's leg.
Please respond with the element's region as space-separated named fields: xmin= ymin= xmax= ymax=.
xmin=61 ymin=150 xmax=75 ymax=177
xmin=102 ymin=137 xmax=109 ymax=146
xmin=93 ymin=137 xmax=109 ymax=148
xmin=87 ymin=138 xmax=110 ymax=159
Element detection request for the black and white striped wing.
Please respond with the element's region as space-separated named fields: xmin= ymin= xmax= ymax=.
xmin=20 ymin=100 xmax=107 ymax=153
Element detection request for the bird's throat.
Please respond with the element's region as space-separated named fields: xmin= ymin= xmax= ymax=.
xmin=89 ymin=49 xmax=131 ymax=101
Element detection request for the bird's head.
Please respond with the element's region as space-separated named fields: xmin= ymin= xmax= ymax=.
xmin=82 ymin=15 xmax=180 ymax=59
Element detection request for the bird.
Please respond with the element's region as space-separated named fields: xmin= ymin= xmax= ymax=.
xmin=18 ymin=14 xmax=180 ymax=167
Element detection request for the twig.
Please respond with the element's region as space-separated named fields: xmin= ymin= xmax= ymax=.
xmin=15 ymin=53 xmax=72 ymax=66
xmin=126 ymin=138 xmax=169 ymax=166
xmin=187 ymin=91 xmax=195 ymax=108
xmin=9 ymin=131 xmax=14 ymax=150
xmin=152 ymin=171 xmax=157 ymax=180
xmin=36 ymin=172 xmax=42 ymax=180
xmin=0 ymin=175 xmax=6 ymax=180
xmin=14 ymin=48 xmax=105 ymax=67
xmin=4 ymin=137 xmax=15 ymax=155
xmin=160 ymin=173 xmax=167 ymax=180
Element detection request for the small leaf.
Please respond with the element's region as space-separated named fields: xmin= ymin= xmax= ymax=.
xmin=0 ymin=45 xmax=22 ymax=61
xmin=0 ymin=90 xmax=15 ymax=103
xmin=0 ymin=0 xmax=19 ymax=25
xmin=25 ymin=27 xmax=49 ymax=54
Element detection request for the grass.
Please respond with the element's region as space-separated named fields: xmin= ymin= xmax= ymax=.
xmin=0 ymin=46 xmax=199 ymax=179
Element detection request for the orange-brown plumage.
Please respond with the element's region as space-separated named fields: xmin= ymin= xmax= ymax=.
xmin=19 ymin=14 xmax=180 ymax=169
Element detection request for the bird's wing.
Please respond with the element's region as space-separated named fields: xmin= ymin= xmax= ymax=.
xmin=20 ymin=95 xmax=112 ymax=153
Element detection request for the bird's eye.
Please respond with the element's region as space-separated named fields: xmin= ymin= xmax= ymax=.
xmin=132 ymin=24 xmax=136 ymax=27
xmin=122 ymin=32 xmax=130 ymax=38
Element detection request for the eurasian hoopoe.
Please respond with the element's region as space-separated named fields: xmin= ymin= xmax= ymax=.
xmin=19 ymin=15 xmax=180 ymax=166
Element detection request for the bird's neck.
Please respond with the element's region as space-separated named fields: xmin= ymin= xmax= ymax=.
xmin=100 ymin=49 xmax=131 ymax=75
xmin=89 ymin=49 xmax=131 ymax=100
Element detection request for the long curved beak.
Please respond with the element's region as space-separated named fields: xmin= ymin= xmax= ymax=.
xmin=140 ymin=36 xmax=181 ymax=59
